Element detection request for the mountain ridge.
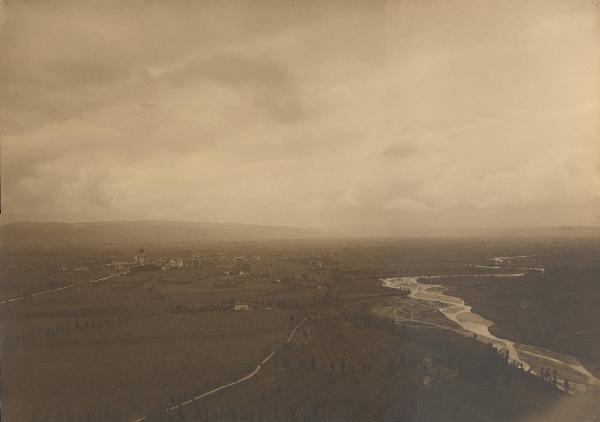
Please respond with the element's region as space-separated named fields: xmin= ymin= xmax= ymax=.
xmin=0 ymin=220 xmax=329 ymax=248
xmin=1 ymin=220 xmax=599 ymax=249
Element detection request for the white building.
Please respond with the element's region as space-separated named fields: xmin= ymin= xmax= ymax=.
xmin=233 ymin=302 xmax=250 ymax=311
xmin=134 ymin=247 xmax=146 ymax=265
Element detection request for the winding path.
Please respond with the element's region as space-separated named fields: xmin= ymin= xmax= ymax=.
xmin=131 ymin=318 xmax=306 ymax=422
xmin=0 ymin=274 xmax=115 ymax=305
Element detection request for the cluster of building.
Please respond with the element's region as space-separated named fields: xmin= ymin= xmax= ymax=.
xmin=104 ymin=248 xmax=264 ymax=275
xmin=105 ymin=247 xmax=187 ymax=274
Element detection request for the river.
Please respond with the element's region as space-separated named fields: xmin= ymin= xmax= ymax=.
xmin=382 ymin=273 xmax=600 ymax=393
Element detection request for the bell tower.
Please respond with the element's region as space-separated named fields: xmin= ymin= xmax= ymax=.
xmin=135 ymin=247 xmax=146 ymax=265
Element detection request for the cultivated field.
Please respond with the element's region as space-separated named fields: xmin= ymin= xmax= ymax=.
xmin=2 ymin=235 xmax=600 ymax=421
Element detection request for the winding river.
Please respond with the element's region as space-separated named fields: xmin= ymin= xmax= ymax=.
xmin=382 ymin=272 xmax=600 ymax=393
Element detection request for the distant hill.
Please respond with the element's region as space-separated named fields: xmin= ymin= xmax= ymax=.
xmin=0 ymin=220 xmax=328 ymax=249
xmin=428 ymin=226 xmax=600 ymax=239
xmin=2 ymin=221 xmax=599 ymax=249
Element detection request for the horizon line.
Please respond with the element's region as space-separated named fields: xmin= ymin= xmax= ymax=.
xmin=2 ymin=219 xmax=600 ymax=232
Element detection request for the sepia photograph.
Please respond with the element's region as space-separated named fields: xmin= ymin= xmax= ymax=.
xmin=1 ymin=0 xmax=599 ymax=421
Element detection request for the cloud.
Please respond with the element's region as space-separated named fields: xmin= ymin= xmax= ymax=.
xmin=383 ymin=197 xmax=429 ymax=212
xmin=381 ymin=142 xmax=418 ymax=159
xmin=0 ymin=0 xmax=598 ymax=233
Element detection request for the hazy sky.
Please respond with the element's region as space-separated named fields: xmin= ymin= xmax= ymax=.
xmin=1 ymin=0 xmax=599 ymax=234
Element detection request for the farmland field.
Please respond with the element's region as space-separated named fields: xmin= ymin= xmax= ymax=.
xmin=2 ymin=234 xmax=600 ymax=421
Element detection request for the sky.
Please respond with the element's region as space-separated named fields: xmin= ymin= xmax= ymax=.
xmin=1 ymin=0 xmax=599 ymax=234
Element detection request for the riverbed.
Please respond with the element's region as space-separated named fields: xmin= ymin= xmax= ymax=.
xmin=382 ymin=275 xmax=600 ymax=392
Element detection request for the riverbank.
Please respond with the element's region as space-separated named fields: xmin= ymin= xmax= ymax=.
xmin=436 ymin=269 xmax=600 ymax=380
xmin=381 ymin=276 xmax=600 ymax=392
xmin=372 ymin=293 xmax=600 ymax=421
